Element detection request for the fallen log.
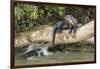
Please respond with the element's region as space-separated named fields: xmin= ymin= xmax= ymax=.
xmin=15 ymin=20 xmax=94 ymax=47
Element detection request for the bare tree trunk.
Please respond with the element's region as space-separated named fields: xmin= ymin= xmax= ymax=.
xmin=15 ymin=20 xmax=94 ymax=47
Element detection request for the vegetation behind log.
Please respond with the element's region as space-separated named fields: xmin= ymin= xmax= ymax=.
xmin=15 ymin=3 xmax=96 ymax=33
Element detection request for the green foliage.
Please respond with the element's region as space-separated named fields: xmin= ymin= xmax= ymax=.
xmin=15 ymin=4 xmax=95 ymax=33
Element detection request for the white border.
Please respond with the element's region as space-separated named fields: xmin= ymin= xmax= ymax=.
xmin=0 ymin=0 xmax=100 ymax=69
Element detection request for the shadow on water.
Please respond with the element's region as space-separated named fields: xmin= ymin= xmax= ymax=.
xmin=15 ymin=42 xmax=95 ymax=66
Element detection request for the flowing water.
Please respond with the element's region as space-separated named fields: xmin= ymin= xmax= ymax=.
xmin=15 ymin=42 xmax=95 ymax=66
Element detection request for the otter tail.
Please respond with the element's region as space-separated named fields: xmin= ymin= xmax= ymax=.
xmin=52 ymin=27 xmax=57 ymax=46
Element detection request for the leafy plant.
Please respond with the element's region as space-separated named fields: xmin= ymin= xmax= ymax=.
xmin=15 ymin=4 xmax=95 ymax=33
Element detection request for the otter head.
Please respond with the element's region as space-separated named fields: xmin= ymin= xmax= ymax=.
xmin=64 ymin=15 xmax=74 ymax=25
